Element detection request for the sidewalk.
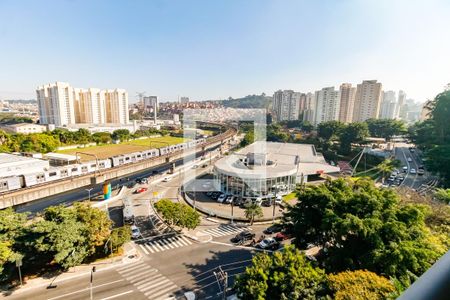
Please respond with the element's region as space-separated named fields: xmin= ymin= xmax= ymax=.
xmin=2 ymin=243 xmax=140 ymax=296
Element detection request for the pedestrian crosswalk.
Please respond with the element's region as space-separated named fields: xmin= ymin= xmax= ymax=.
xmin=138 ymin=235 xmax=193 ymax=254
xmin=201 ymin=224 xmax=250 ymax=238
xmin=117 ymin=261 xmax=178 ymax=300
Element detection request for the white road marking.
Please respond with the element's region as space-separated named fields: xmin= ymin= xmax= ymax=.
xmin=47 ymin=279 xmax=125 ymax=300
xmin=100 ymin=290 xmax=134 ymax=300
xmin=144 ymin=243 xmax=155 ymax=253
xmin=139 ymin=244 xmax=149 ymax=255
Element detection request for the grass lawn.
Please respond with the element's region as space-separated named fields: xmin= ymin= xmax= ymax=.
xmin=57 ymin=136 xmax=187 ymax=161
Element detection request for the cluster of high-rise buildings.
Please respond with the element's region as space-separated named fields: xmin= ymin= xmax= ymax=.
xmin=272 ymin=80 xmax=420 ymax=125
xmin=36 ymin=82 xmax=129 ymax=126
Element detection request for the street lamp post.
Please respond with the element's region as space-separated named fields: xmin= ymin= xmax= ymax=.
xmin=90 ymin=266 xmax=96 ymax=300
xmin=86 ymin=188 xmax=93 ymax=201
xmin=16 ymin=258 xmax=23 ymax=287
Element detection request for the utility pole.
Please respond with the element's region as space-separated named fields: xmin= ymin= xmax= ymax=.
xmin=16 ymin=257 xmax=23 ymax=287
xmin=214 ymin=266 xmax=228 ymax=300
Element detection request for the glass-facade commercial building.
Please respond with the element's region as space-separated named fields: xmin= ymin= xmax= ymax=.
xmin=213 ymin=141 xmax=340 ymax=200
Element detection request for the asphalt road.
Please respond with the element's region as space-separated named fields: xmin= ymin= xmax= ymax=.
xmin=393 ymin=143 xmax=430 ymax=189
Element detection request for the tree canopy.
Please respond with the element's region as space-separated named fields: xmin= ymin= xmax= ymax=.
xmin=366 ymin=119 xmax=406 ymax=141
xmin=283 ymin=178 xmax=446 ymax=278
xmin=235 ymin=246 xmax=326 ymax=300
xmin=154 ymin=199 xmax=200 ymax=229
xmin=338 ymin=122 xmax=369 ymax=155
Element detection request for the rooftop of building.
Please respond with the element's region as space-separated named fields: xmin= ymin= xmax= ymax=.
xmin=214 ymin=141 xmax=340 ymax=179
xmin=44 ymin=153 xmax=78 ymax=161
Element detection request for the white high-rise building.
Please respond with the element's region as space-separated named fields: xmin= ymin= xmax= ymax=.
xmin=396 ymin=90 xmax=407 ymax=119
xmin=36 ymin=82 xmax=128 ymax=126
xmin=272 ymin=90 xmax=301 ymax=121
xmin=379 ymin=90 xmax=397 ymax=119
xmin=338 ymin=83 xmax=356 ymax=123
xmin=313 ymin=87 xmax=340 ymax=125
xmin=36 ymin=82 xmax=76 ymax=126
xmin=302 ymin=92 xmax=315 ymax=124
xmin=352 ymin=80 xmax=382 ymax=122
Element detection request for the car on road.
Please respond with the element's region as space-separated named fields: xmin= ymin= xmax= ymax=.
xmin=217 ymin=194 xmax=226 ymax=203
xmin=394 ymin=179 xmax=402 ymax=186
xmin=418 ymin=169 xmax=425 ymax=175
xmin=410 ymin=168 xmax=417 ymax=174
xmin=274 ymin=232 xmax=292 ymax=241
xmin=258 ymin=237 xmax=279 ymax=249
xmin=410 ymin=148 xmax=415 ymax=153
xmin=134 ymin=187 xmax=148 ymax=194
xmin=192 ymin=165 xmax=198 ymax=169
xmin=162 ymin=177 xmax=171 ymax=182
xmin=402 ymin=166 xmax=408 ymax=172
xmin=135 ymin=177 xmax=148 ymax=184
xmin=201 ymin=164 xmax=208 ymax=168
xmin=263 ymin=224 xmax=283 ymax=234
xmin=407 ymin=157 xmax=413 ymax=162
xmin=230 ymin=230 xmax=255 ymax=244
xmin=261 ymin=200 xmax=272 ymax=207
xmin=131 ymin=225 xmax=141 ymax=239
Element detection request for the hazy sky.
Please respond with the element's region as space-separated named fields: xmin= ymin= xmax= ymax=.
xmin=1 ymin=0 xmax=449 ymax=102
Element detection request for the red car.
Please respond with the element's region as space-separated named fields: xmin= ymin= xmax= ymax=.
xmin=135 ymin=187 xmax=148 ymax=194
xmin=274 ymin=232 xmax=292 ymax=241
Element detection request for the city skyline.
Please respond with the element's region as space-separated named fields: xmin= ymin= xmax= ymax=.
xmin=1 ymin=1 xmax=450 ymax=102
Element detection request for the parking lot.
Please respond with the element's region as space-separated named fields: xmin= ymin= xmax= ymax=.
xmin=183 ymin=176 xmax=285 ymax=221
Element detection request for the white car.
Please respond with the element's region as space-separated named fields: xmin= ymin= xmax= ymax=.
xmin=410 ymin=168 xmax=417 ymax=174
xmin=402 ymin=166 xmax=408 ymax=172
xmin=407 ymin=157 xmax=413 ymax=162
xmin=258 ymin=237 xmax=277 ymax=249
xmin=217 ymin=194 xmax=226 ymax=203
xmin=162 ymin=177 xmax=171 ymax=182
xmin=131 ymin=225 xmax=141 ymax=239
xmin=275 ymin=195 xmax=283 ymax=205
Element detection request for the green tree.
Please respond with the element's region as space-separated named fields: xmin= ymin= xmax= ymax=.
xmin=244 ymin=203 xmax=263 ymax=225
xmin=154 ymin=199 xmax=201 ymax=229
xmin=235 ymin=246 xmax=326 ymax=300
xmin=92 ymin=132 xmax=112 ymax=144
xmin=317 ymin=121 xmax=344 ymax=141
xmin=433 ymin=188 xmax=450 ymax=204
xmin=283 ymin=178 xmax=445 ymax=278
xmin=112 ymin=129 xmax=131 ymax=142
xmin=376 ymin=159 xmax=400 ymax=182
xmin=109 ymin=226 xmax=131 ymax=252
xmin=366 ymin=119 xmax=406 ymax=141
xmin=338 ymin=122 xmax=369 ymax=155
xmin=326 ymin=270 xmax=395 ymax=300
xmin=73 ymin=202 xmax=112 ymax=255
xmin=75 ymin=128 xmax=92 ymax=145
xmin=0 ymin=208 xmax=27 ymax=274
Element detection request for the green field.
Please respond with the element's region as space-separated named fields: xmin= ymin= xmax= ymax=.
xmin=57 ymin=136 xmax=187 ymax=161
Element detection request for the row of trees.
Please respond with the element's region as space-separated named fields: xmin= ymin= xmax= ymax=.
xmin=0 ymin=127 xmax=167 ymax=153
xmin=0 ymin=203 xmax=130 ymax=284
xmin=235 ymin=178 xmax=449 ymax=299
xmin=409 ymin=88 xmax=450 ymax=186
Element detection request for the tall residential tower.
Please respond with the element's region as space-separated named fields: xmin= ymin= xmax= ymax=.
xmin=352 ymin=80 xmax=382 ymax=122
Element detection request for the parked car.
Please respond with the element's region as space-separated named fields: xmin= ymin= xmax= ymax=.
xmin=211 ymin=192 xmax=220 ymax=200
xmin=162 ymin=177 xmax=171 ymax=182
xmin=258 ymin=237 xmax=278 ymax=249
xmin=206 ymin=191 xmax=213 ymax=197
xmin=261 ymin=200 xmax=272 ymax=207
xmin=201 ymin=164 xmax=208 ymax=168
xmin=134 ymin=187 xmax=148 ymax=194
xmin=131 ymin=225 xmax=141 ymax=239
xmin=217 ymin=194 xmax=226 ymax=203
xmin=410 ymin=168 xmax=417 ymax=174
xmin=394 ymin=179 xmax=402 ymax=186
xmin=274 ymin=232 xmax=291 ymax=241
xmin=225 ymin=195 xmax=233 ymax=204
xmin=230 ymin=230 xmax=255 ymax=244
xmin=264 ymin=224 xmax=283 ymax=234
xmin=135 ymin=177 xmax=148 ymax=184
xmin=192 ymin=165 xmax=198 ymax=169
xmin=275 ymin=195 xmax=283 ymax=205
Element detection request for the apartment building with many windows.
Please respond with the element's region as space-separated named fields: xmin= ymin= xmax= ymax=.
xmin=313 ymin=86 xmax=340 ymax=125
xmin=352 ymin=80 xmax=383 ymax=122
xmin=272 ymin=90 xmax=301 ymax=121
xmin=36 ymin=82 xmax=129 ymax=126
xmin=338 ymin=83 xmax=356 ymax=123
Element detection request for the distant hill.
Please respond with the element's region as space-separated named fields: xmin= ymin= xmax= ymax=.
xmin=218 ymin=94 xmax=272 ymax=109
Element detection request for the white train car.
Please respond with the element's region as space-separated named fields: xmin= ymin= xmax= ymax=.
xmin=23 ymin=172 xmax=47 ymax=187
xmin=159 ymin=146 xmax=170 ymax=156
xmin=188 ymin=141 xmax=197 ymax=148
xmin=141 ymin=148 xmax=159 ymax=160
xmin=0 ymin=176 xmax=22 ymax=192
